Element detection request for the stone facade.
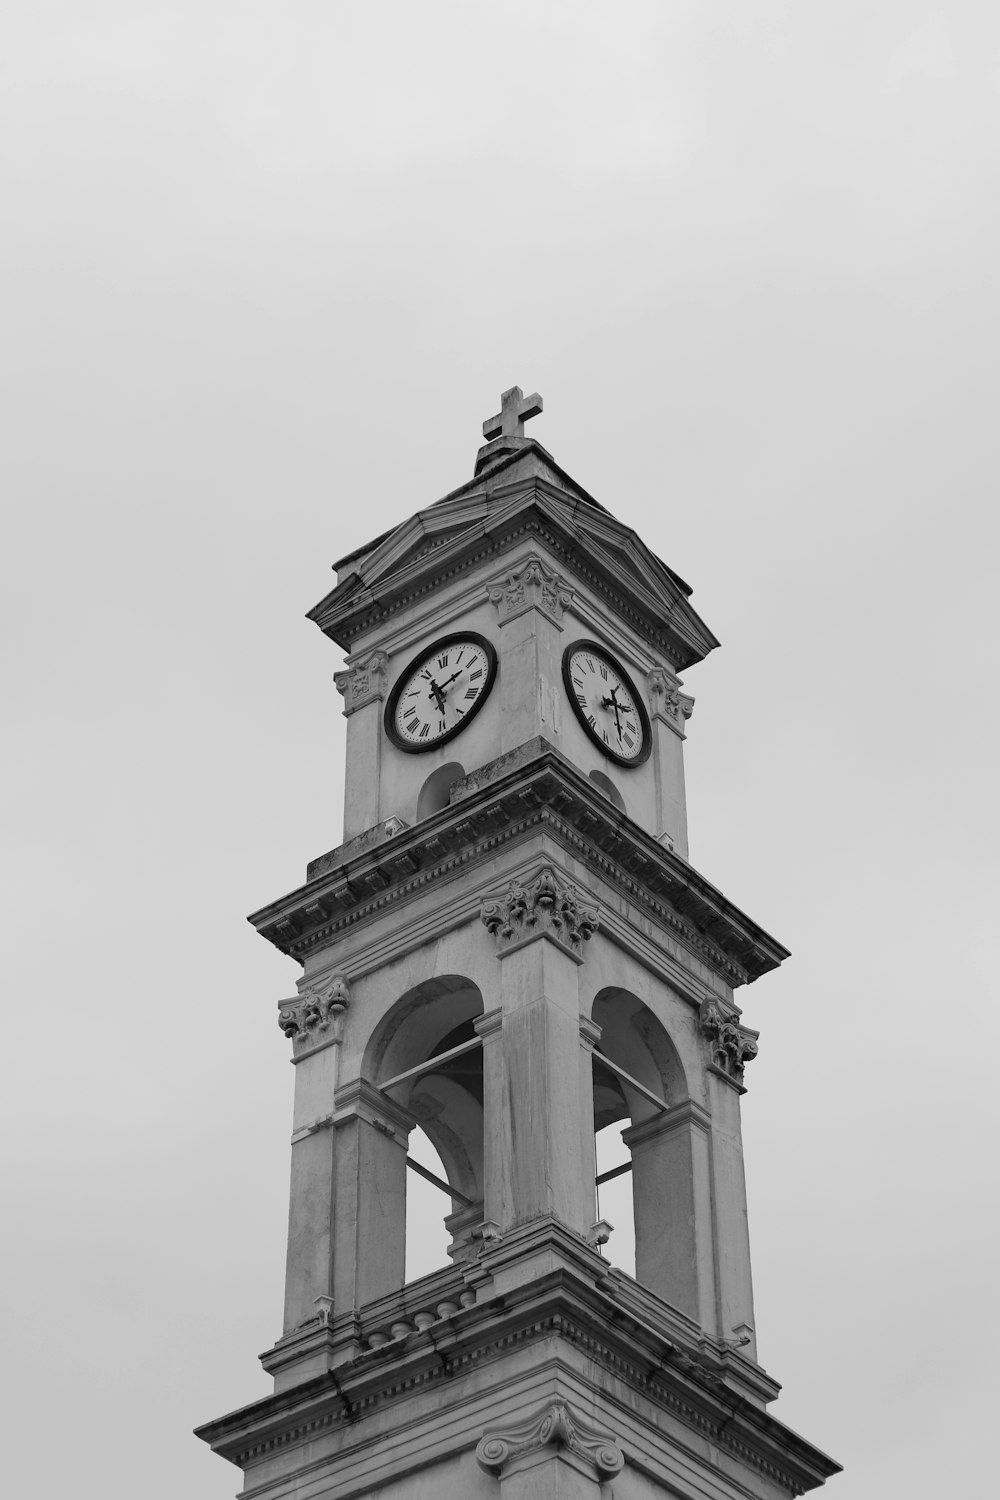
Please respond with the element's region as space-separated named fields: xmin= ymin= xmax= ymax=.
xmin=197 ymin=394 xmax=840 ymax=1499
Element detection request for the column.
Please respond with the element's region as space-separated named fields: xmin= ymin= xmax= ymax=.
xmin=707 ymin=1073 xmax=758 ymax=1358
xmin=277 ymin=982 xmax=348 ymax=1333
xmin=479 ymin=865 xmax=599 ymax=1237
xmin=331 ymin=1078 xmax=413 ymax=1312
xmin=486 ymin=552 xmax=573 ymax=754
xmin=623 ymin=1099 xmax=718 ymax=1334
xmin=646 ymin=667 xmax=693 ymax=858
xmin=334 ymin=650 xmax=388 ymax=839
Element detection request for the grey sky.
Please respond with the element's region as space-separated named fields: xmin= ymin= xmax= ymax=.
xmin=2 ymin=5 xmax=997 ymax=1497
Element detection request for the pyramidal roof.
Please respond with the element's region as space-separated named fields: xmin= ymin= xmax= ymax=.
xmin=310 ymin=434 xmax=720 ymax=673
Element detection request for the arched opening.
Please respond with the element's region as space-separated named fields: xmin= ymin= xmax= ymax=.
xmin=591 ymin=988 xmax=695 ymax=1312
xmin=406 ymin=1127 xmax=453 ymax=1280
xmin=595 ymin=1118 xmax=636 ymax=1278
xmin=364 ymin=976 xmax=485 ymax=1287
xmin=417 ymin=762 xmax=465 ymax=820
xmin=589 ymin=768 xmax=626 ymax=813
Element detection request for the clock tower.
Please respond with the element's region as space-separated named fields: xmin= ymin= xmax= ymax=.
xmin=197 ymin=387 xmax=840 ymax=1499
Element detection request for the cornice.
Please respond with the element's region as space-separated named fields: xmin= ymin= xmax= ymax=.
xmin=315 ymin=508 xmax=712 ymax=671
xmin=196 ymin=1259 xmax=839 ymax=1493
xmin=249 ymin=741 xmax=789 ymax=988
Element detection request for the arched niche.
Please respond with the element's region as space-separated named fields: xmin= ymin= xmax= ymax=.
xmin=589 ymin=768 xmax=626 ymax=814
xmin=592 ymin=987 xmax=687 ymax=1124
xmin=364 ymin=976 xmax=485 ymax=1270
xmin=417 ymin=762 xmax=465 ymax=820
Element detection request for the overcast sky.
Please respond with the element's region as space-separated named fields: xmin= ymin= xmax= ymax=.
xmin=2 ymin=4 xmax=998 ymax=1497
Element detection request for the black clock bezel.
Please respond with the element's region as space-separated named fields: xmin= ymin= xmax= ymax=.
xmin=384 ymin=631 xmax=499 ymax=754
xmin=561 ymin=639 xmax=652 ymax=768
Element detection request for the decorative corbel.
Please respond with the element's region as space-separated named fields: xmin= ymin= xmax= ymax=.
xmin=278 ymin=976 xmax=351 ymax=1058
xmin=477 ymin=1399 xmax=624 ymax=1482
xmin=487 ymin=555 xmax=574 ymax=628
xmin=334 ymin=651 xmax=388 ymax=713
xmin=480 ymin=866 xmax=599 ymax=962
xmin=647 ymin=666 xmax=694 ymax=732
xmin=700 ymin=998 xmax=759 ymax=1087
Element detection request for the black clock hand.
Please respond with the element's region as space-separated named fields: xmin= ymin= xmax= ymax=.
xmin=601 ymin=689 xmax=624 ymax=739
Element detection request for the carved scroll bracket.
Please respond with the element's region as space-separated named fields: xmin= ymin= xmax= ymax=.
xmin=700 ymin=999 xmax=759 ymax=1087
xmin=334 ymin=651 xmax=388 ymax=713
xmin=278 ymin=976 xmax=351 ymax=1059
xmin=480 ymin=866 xmax=599 ymax=963
xmin=477 ymin=1399 xmax=624 ymax=1482
xmin=647 ymin=666 xmax=694 ymax=734
xmin=487 ymin=554 xmax=574 ymax=629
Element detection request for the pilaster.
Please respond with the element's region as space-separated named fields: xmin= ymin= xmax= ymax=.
xmin=623 ymin=1099 xmax=718 ymax=1335
xmin=646 ymin=666 xmax=694 ymax=857
xmin=335 ymin=649 xmax=389 ymax=839
xmin=331 ymin=1078 xmax=414 ymax=1318
xmin=488 ymin=558 xmax=572 ymax=754
xmin=478 ymin=866 xmax=600 ymax=1239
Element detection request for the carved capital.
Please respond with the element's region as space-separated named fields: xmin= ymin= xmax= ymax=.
xmin=647 ymin=666 xmax=694 ymax=729
xmin=278 ymin=976 xmax=351 ymax=1057
xmin=334 ymin=651 xmax=388 ymax=712
xmin=700 ymin=999 xmax=759 ymax=1086
xmin=477 ymin=1399 xmax=624 ymax=1481
xmin=480 ymin=866 xmax=599 ymax=962
xmin=487 ymin=555 xmax=573 ymax=628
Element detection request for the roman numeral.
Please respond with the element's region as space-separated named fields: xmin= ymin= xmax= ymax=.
xmin=438 ymin=718 xmax=446 ymax=733
xmin=456 ymin=650 xmax=465 ymax=664
xmin=470 ymin=668 xmax=483 ymax=681
xmin=575 ymin=692 xmax=587 ymax=708
xmin=587 ymin=714 xmax=596 ymax=728
xmin=623 ymin=732 xmax=635 ymax=748
xmin=602 ymin=730 xmax=609 ymax=743
xmin=419 ymin=723 xmax=430 ymax=739
xmin=599 ymin=664 xmax=608 ymax=680
xmin=572 ymin=676 xmax=584 ymax=690
xmin=465 ymin=688 xmax=477 ymax=700
xmin=585 ymin=656 xmax=595 ymax=671
xmin=438 ymin=654 xmax=448 ymax=669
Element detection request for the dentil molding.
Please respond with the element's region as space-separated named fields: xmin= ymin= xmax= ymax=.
xmin=476 ymin=1398 xmax=625 ymax=1481
xmin=487 ymin=554 xmax=573 ymax=628
xmin=480 ymin=865 xmax=599 ymax=962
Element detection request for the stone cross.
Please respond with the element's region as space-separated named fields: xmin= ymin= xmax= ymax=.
xmin=482 ymin=385 xmax=543 ymax=441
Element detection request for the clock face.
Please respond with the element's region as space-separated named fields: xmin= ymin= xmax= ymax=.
xmin=562 ymin=641 xmax=651 ymax=767
xmin=385 ymin=632 xmax=498 ymax=753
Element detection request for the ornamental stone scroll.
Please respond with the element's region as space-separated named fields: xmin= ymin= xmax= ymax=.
xmin=487 ymin=555 xmax=573 ymax=628
xmin=334 ymin=651 xmax=388 ymax=713
xmin=476 ymin=1399 xmax=625 ymax=1483
xmin=700 ymin=998 xmax=759 ymax=1086
xmin=480 ymin=866 xmax=599 ymax=962
xmin=647 ymin=666 xmax=694 ymax=732
xmin=278 ymin=976 xmax=350 ymax=1058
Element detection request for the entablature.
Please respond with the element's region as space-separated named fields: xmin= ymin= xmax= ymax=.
xmin=310 ymin=472 xmax=718 ymax=671
xmin=249 ymin=739 xmax=789 ymax=989
xmin=195 ymin=1221 xmax=839 ymax=1495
